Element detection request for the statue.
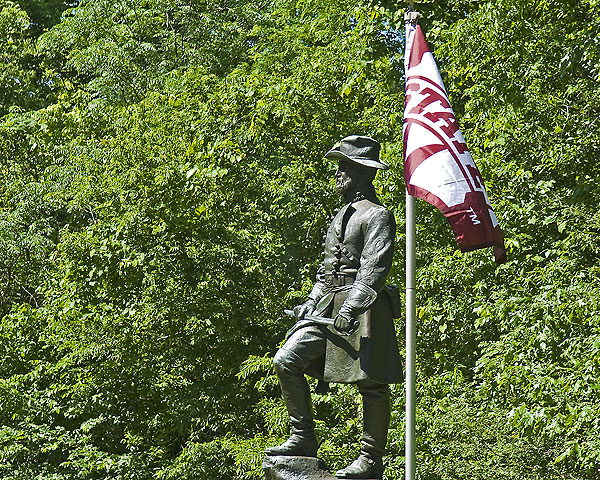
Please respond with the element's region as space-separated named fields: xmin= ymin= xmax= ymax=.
xmin=265 ymin=136 xmax=403 ymax=479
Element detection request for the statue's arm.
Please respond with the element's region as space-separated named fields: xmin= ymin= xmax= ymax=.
xmin=338 ymin=209 xmax=395 ymax=321
xmin=308 ymin=265 xmax=326 ymax=303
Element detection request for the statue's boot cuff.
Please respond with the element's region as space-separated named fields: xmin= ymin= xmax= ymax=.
xmin=265 ymin=433 xmax=318 ymax=457
xmin=334 ymin=455 xmax=383 ymax=479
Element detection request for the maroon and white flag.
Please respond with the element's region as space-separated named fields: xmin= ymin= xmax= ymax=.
xmin=403 ymin=23 xmax=506 ymax=263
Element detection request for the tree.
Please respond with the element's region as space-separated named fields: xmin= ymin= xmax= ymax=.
xmin=0 ymin=0 xmax=599 ymax=478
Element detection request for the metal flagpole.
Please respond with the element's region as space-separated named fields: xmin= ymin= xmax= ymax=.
xmin=404 ymin=10 xmax=419 ymax=480
xmin=405 ymin=192 xmax=416 ymax=480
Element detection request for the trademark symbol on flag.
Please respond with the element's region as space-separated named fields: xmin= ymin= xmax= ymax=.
xmin=467 ymin=207 xmax=481 ymax=225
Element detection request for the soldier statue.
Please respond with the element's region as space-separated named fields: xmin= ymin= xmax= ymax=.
xmin=265 ymin=135 xmax=403 ymax=479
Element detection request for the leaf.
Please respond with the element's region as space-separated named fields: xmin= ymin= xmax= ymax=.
xmin=186 ymin=166 xmax=198 ymax=179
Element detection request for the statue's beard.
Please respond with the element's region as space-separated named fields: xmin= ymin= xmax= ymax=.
xmin=335 ymin=176 xmax=353 ymax=195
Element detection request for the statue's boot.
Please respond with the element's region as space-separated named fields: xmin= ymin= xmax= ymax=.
xmin=265 ymin=349 xmax=318 ymax=457
xmin=334 ymin=455 xmax=383 ymax=479
xmin=264 ymin=432 xmax=317 ymax=457
xmin=335 ymin=382 xmax=389 ymax=479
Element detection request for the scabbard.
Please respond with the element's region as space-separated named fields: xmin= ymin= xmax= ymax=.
xmin=282 ymin=309 xmax=337 ymax=339
xmin=283 ymin=309 xmax=335 ymax=326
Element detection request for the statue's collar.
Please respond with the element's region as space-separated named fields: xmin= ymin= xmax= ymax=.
xmin=345 ymin=190 xmax=366 ymax=205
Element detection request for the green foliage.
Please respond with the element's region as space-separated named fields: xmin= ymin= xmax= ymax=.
xmin=0 ymin=1 xmax=37 ymax=115
xmin=0 ymin=0 xmax=599 ymax=478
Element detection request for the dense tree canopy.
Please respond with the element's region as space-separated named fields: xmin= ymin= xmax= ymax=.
xmin=0 ymin=0 xmax=599 ymax=478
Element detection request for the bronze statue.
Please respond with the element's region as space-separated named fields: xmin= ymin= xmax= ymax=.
xmin=266 ymin=136 xmax=403 ymax=479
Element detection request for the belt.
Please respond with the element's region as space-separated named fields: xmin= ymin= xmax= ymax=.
xmin=324 ymin=272 xmax=355 ymax=286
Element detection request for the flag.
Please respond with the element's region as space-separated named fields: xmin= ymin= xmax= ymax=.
xmin=403 ymin=22 xmax=506 ymax=263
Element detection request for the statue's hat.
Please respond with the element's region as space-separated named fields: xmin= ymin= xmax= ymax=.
xmin=324 ymin=135 xmax=389 ymax=170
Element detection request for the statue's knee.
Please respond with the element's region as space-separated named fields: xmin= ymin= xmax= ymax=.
xmin=273 ymin=348 xmax=290 ymax=374
xmin=358 ymin=381 xmax=390 ymax=399
xmin=273 ymin=348 xmax=299 ymax=375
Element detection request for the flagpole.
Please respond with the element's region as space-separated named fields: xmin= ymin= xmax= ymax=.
xmin=404 ymin=10 xmax=419 ymax=480
xmin=405 ymin=191 xmax=416 ymax=480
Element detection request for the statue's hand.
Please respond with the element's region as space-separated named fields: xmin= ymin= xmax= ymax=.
xmin=293 ymin=299 xmax=316 ymax=320
xmin=334 ymin=313 xmax=358 ymax=335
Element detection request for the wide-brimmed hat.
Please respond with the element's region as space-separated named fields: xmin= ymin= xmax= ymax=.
xmin=324 ymin=135 xmax=389 ymax=170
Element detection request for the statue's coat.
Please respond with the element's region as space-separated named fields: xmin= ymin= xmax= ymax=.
xmin=297 ymin=198 xmax=403 ymax=384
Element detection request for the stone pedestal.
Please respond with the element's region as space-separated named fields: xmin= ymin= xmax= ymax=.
xmin=262 ymin=455 xmax=337 ymax=480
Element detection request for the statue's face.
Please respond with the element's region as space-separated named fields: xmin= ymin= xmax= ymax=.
xmin=335 ymin=160 xmax=358 ymax=195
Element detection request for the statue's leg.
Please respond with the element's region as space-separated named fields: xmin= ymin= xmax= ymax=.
xmin=265 ymin=326 xmax=326 ymax=457
xmin=359 ymin=381 xmax=390 ymax=462
xmin=335 ymin=381 xmax=389 ymax=479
